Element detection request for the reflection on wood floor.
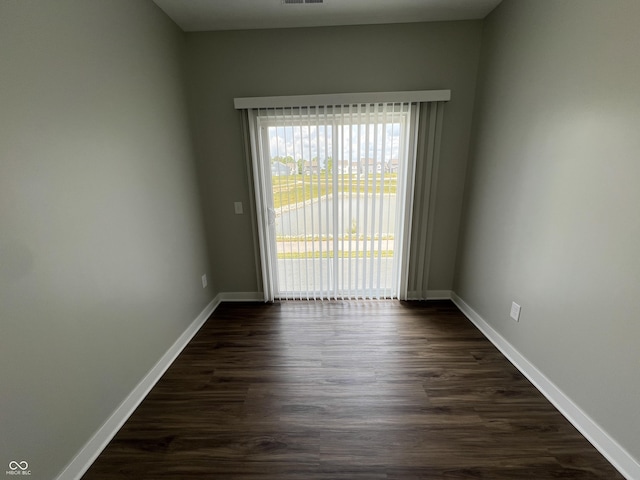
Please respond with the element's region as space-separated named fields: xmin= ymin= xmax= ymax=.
xmin=83 ymin=300 xmax=623 ymax=479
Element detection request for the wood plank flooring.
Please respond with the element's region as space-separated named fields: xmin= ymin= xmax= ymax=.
xmin=82 ymin=301 xmax=623 ymax=479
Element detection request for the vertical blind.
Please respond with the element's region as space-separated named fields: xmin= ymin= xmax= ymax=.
xmin=406 ymin=101 xmax=445 ymax=300
xmin=236 ymin=91 xmax=449 ymax=301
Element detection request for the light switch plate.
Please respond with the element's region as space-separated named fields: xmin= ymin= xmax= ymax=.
xmin=510 ymin=302 xmax=521 ymax=322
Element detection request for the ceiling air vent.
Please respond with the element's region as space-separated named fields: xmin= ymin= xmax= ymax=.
xmin=283 ymin=0 xmax=324 ymax=4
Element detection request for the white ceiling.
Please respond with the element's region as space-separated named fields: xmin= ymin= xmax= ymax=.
xmin=152 ymin=0 xmax=503 ymax=32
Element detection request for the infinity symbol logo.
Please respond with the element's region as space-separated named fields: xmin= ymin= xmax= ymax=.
xmin=8 ymin=461 xmax=28 ymax=470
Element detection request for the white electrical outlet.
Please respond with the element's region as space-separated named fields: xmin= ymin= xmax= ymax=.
xmin=201 ymin=274 xmax=208 ymax=288
xmin=510 ymin=302 xmax=521 ymax=322
xmin=234 ymin=202 xmax=244 ymax=214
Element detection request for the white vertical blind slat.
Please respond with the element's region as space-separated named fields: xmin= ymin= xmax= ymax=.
xmin=363 ymin=104 xmax=370 ymax=297
xmin=339 ymin=109 xmax=347 ymax=300
xmin=368 ymin=104 xmax=378 ymax=297
xmin=267 ymin=108 xmax=288 ymax=296
xmin=313 ymin=106 xmax=323 ymax=299
xmin=375 ymin=104 xmax=388 ymax=299
xmin=335 ymin=112 xmax=340 ymax=300
xmin=305 ymin=108 xmax=316 ymax=299
xmin=387 ymin=104 xmax=398 ymax=299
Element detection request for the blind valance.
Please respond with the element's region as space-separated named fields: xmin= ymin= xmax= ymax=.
xmin=234 ymin=90 xmax=450 ymax=110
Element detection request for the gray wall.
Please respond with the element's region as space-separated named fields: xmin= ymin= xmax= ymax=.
xmin=455 ymin=0 xmax=640 ymax=462
xmin=185 ymin=22 xmax=483 ymax=293
xmin=0 ymin=1 xmax=213 ymax=478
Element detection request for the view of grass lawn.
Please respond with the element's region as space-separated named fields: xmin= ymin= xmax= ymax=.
xmin=277 ymin=250 xmax=394 ymax=259
xmin=272 ymin=174 xmax=397 ymax=209
xmin=276 ymin=234 xmax=395 ymax=241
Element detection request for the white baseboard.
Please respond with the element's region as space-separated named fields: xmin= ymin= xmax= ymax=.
xmin=426 ymin=289 xmax=452 ymax=300
xmin=406 ymin=289 xmax=452 ymax=300
xmin=56 ymin=296 xmax=221 ymax=480
xmin=218 ymin=291 xmax=264 ymax=302
xmin=451 ymin=292 xmax=640 ymax=480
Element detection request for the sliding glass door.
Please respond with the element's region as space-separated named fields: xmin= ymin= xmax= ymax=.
xmin=251 ymin=103 xmax=418 ymax=300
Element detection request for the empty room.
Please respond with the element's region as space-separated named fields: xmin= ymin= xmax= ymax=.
xmin=1 ymin=0 xmax=638 ymax=479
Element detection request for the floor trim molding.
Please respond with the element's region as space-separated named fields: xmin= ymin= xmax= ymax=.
xmin=425 ymin=289 xmax=452 ymax=300
xmin=406 ymin=289 xmax=452 ymax=300
xmin=451 ymin=292 xmax=639 ymax=480
xmin=56 ymin=295 xmax=221 ymax=480
xmin=218 ymin=291 xmax=264 ymax=302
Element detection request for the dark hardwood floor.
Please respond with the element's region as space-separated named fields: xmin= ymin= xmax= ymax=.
xmin=82 ymin=301 xmax=623 ymax=479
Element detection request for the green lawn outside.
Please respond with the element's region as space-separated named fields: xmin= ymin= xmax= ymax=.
xmin=277 ymin=250 xmax=394 ymax=259
xmin=275 ymin=234 xmax=394 ymax=241
xmin=271 ymin=174 xmax=397 ymax=209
